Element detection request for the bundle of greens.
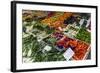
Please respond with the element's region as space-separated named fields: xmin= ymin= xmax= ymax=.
xmin=75 ymin=27 xmax=91 ymax=43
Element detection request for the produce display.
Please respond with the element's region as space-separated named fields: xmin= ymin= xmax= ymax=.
xmin=75 ymin=27 xmax=91 ymax=43
xmin=22 ymin=10 xmax=91 ymax=63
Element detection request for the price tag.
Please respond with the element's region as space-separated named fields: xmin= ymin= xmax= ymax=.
xmin=43 ymin=45 xmax=52 ymax=52
xmin=63 ymin=48 xmax=74 ymax=61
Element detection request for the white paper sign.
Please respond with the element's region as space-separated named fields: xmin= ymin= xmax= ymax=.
xmin=63 ymin=48 xmax=75 ymax=61
xmin=43 ymin=45 xmax=52 ymax=52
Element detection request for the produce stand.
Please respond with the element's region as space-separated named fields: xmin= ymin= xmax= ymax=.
xmin=22 ymin=10 xmax=91 ymax=62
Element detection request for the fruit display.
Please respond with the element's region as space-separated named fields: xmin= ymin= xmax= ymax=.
xmin=22 ymin=10 xmax=91 ymax=63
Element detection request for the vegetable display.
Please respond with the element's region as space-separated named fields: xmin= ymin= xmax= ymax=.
xmin=75 ymin=27 xmax=91 ymax=43
xmin=22 ymin=10 xmax=91 ymax=62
